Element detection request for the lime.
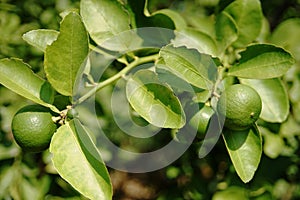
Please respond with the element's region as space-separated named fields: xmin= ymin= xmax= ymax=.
xmin=11 ymin=105 xmax=57 ymax=152
xmin=217 ymin=84 xmax=262 ymax=131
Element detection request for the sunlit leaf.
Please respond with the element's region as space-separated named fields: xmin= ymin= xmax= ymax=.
xmin=22 ymin=29 xmax=59 ymax=52
xmin=0 ymin=58 xmax=58 ymax=113
xmin=50 ymin=119 xmax=112 ymax=200
xmin=45 ymin=12 xmax=89 ymax=96
xmin=159 ymin=45 xmax=217 ymax=90
xmin=173 ymin=28 xmax=218 ymax=56
xmin=229 ymin=44 xmax=294 ymax=79
xmin=80 ymin=0 xmax=131 ymax=46
xmin=126 ymin=69 xmax=185 ymax=128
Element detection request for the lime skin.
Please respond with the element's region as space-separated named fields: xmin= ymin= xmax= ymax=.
xmin=11 ymin=105 xmax=57 ymax=152
xmin=217 ymin=84 xmax=262 ymax=131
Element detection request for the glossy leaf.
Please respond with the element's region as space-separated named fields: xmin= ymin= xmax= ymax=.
xmin=159 ymin=45 xmax=217 ymax=90
xmin=215 ymin=11 xmax=238 ymax=52
xmin=223 ymin=126 xmax=262 ymax=183
xmin=22 ymin=29 xmax=59 ymax=52
xmin=126 ymin=70 xmax=185 ymax=128
xmin=173 ymin=28 xmax=218 ymax=57
xmin=223 ymin=0 xmax=263 ymax=47
xmin=45 ymin=12 xmax=89 ymax=96
xmin=50 ymin=119 xmax=112 ymax=200
xmin=80 ymin=0 xmax=131 ymax=46
xmin=240 ymin=78 xmax=289 ymax=123
xmin=0 ymin=58 xmax=58 ymax=113
xmin=228 ymin=44 xmax=294 ymax=79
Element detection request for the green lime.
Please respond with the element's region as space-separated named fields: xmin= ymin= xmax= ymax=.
xmin=11 ymin=105 xmax=57 ymax=152
xmin=217 ymin=84 xmax=262 ymax=131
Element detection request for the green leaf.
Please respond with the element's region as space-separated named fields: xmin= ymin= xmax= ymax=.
xmin=80 ymin=0 xmax=131 ymax=46
xmin=223 ymin=126 xmax=262 ymax=183
xmin=240 ymin=78 xmax=289 ymax=123
xmin=189 ymin=105 xmax=215 ymax=134
xmin=126 ymin=69 xmax=185 ymax=128
xmin=156 ymin=65 xmax=195 ymax=93
xmin=270 ymin=18 xmax=300 ymax=62
xmin=159 ymin=45 xmax=217 ymax=90
xmin=193 ymin=90 xmax=211 ymax=103
xmin=22 ymin=29 xmax=59 ymax=52
xmin=152 ymin=9 xmax=186 ymax=30
xmin=215 ymin=11 xmax=238 ymax=52
xmin=0 ymin=58 xmax=58 ymax=113
xmin=228 ymin=44 xmax=295 ymax=79
xmin=147 ymin=12 xmax=175 ymax=29
xmin=222 ymin=0 xmax=263 ymax=47
xmin=45 ymin=12 xmax=89 ymax=96
xmin=173 ymin=28 xmax=218 ymax=57
xmin=50 ymin=119 xmax=112 ymax=200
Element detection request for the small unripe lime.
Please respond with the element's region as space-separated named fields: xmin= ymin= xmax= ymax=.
xmin=11 ymin=105 xmax=57 ymax=152
xmin=217 ymin=84 xmax=262 ymax=131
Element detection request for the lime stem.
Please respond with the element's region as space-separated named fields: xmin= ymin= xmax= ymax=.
xmin=74 ymin=53 xmax=159 ymax=105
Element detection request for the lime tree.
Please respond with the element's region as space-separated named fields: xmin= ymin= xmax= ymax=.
xmin=217 ymin=84 xmax=262 ymax=131
xmin=11 ymin=105 xmax=57 ymax=152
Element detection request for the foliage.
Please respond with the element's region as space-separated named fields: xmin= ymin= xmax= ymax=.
xmin=0 ymin=0 xmax=299 ymax=199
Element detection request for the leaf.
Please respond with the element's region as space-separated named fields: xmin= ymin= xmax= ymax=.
xmin=270 ymin=18 xmax=300 ymax=62
xmin=22 ymin=29 xmax=59 ymax=52
xmin=215 ymin=11 xmax=238 ymax=52
xmin=172 ymin=28 xmax=218 ymax=57
xmin=228 ymin=44 xmax=295 ymax=79
xmin=222 ymin=0 xmax=263 ymax=47
xmin=152 ymin=9 xmax=186 ymax=30
xmin=80 ymin=0 xmax=131 ymax=46
xmin=50 ymin=119 xmax=112 ymax=200
xmin=126 ymin=69 xmax=185 ymax=128
xmin=240 ymin=78 xmax=289 ymax=123
xmin=147 ymin=12 xmax=175 ymax=29
xmin=0 ymin=58 xmax=58 ymax=113
xmin=159 ymin=45 xmax=217 ymax=90
xmin=223 ymin=125 xmax=262 ymax=183
xmin=156 ymin=65 xmax=195 ymax=93
xmin=45 ymin=12 xmax=89 ymax=96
